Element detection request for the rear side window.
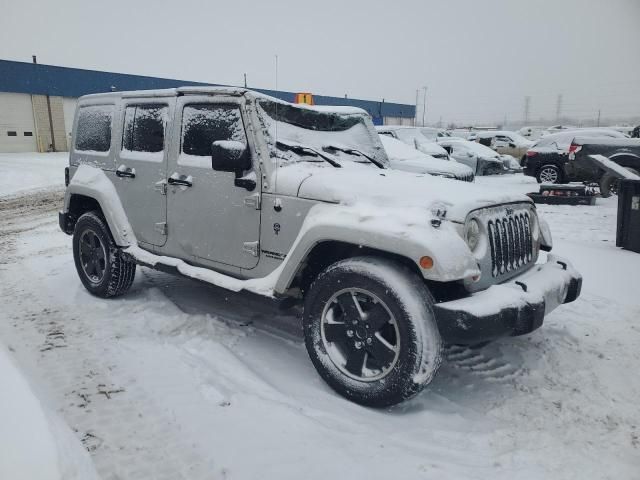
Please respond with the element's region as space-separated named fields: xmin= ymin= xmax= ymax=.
xmin=182 ymin=104 xmax=247 ymax=156
xmin=122 ymin=104 xmax=167 ymax=153
xmin=75 ymin=105 xmax=113 ymax=152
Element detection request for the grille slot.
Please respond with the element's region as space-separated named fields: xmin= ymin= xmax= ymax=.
xmin=487 ymin=211 xmax=533 ymax=277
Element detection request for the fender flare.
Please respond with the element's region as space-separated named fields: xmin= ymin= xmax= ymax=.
xmin=63 ymin=165 xmax=136 ymax=247
xmin=272 ymin=203 xmax=479 ymax=294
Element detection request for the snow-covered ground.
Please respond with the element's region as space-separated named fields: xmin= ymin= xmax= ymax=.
xmin=1 ymin=154 xmax=639 ymax=479
xmin=0 ymin=153 xmax=68 ymax=197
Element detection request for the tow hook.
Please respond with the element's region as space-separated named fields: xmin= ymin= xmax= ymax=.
xmin=515 ymin=281 xmax=528 ymax=292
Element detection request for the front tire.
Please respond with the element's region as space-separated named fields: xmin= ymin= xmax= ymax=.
xmin=536 ymin=164 xmax=562 ymax=184
xmin=72 ymin=211 xmax=136 ymax=298
xmin=303 ymin=257 xmax=442 ymax=407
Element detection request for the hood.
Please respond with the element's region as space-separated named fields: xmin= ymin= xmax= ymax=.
xmin=389 ymin=158 xmax=473 ymax=177
xmin=274 ymin=162 xmax=531 ymax=222
xmin=416 ymin=141 xmax=449 ymax=157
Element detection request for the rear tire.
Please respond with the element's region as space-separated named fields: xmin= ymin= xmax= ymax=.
xmin=303 ymin=257 xmax=442 ymax=407
xmin=536 ymin=164 xmax=562 ymax=184
xmin=600 ymin=168 xmax=639 ymax=197
xmin=72 ymin=212 xmax=136 ymax=298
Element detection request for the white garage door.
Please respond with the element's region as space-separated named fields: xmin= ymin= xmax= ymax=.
xmin=0 ymin=92 xmax=38 ymax=152
xmin=63 ymin=97 xmax=78 ymax=146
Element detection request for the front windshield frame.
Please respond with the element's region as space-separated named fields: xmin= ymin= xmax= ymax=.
xmin=255 ymin=98 xmax=390 ymax=168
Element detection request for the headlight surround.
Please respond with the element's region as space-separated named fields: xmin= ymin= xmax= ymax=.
xmin=464 ymin=218 xmax=481 ymax=251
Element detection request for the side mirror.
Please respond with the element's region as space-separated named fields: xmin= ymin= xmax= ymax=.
xmin=467 ymin=151 xmax=475 ymax=157
xmin=211 ymin=140 xmax=251 ymax=173
xmin=509 ymin=142 xmax=516 ymax=148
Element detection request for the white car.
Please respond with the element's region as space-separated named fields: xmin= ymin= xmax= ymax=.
xmin=379 ymin=135 xmax=474 ymax=182
xmin=470 ymin=130 xmax=534 ymax=163
xmin=437 ymin=139 xmax=509 ymax=175
xmin=376 ymin=126 xmax=450 ymax=160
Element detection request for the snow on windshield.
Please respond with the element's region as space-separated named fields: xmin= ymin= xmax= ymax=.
xmin=255 ymin=99 xmax=388 ymax=166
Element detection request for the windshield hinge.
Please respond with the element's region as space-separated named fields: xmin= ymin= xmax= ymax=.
xmin=244 ymin=193 xmax=261 ymax=210
xmin=243 ymin=241 xmax=259 ymax=257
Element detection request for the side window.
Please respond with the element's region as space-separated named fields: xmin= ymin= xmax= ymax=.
xmin=182 ymin=104 xmax=247 ymax=156
xmin=75 ymin=105 xmax=113 ymax=152
xmin=122 ymin=104 xmax=167 ymax=153
xmin=378 ymin=131 xmax=393 ymax=138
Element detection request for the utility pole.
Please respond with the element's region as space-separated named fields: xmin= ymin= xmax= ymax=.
xmin=555 ymin=94 xmax=563 ymax=123
xmin=523 ymin=96 xmax=531 ymax=125
xmin=415 ymin=89 xmax=419 ymax=126
xmin=597 ymin=109 xmax=601 ymax=127
xmin=244 ymin=73 xmax=247 ymax=88
xmin=421 ymin=86 xmax=428 ymax=127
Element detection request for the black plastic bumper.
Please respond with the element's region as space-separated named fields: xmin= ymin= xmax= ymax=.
xmin=59 ymin=211 xmax=72 ymax=235
xmin=433 ymin=255 xmax=582 ymax=345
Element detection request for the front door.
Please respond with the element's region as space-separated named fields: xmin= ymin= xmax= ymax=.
xmin=166 ymin=96 xmax=261 ymax=269
xmin=112 ymin=98 xmax=174 ymax=247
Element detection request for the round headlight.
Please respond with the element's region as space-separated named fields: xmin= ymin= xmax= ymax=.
xmin=465 ymin=218 xmax=481 ymax=251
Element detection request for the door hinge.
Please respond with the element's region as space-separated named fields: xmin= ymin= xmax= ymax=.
xmin=243 ymin=193 xmax=261 ymax=210
xmin=154 ymin=222 xmax=167 ymax=235
xmin=242 ymin=241 xmax=259 ymax=257
xmin=155 ymin=181 xmax=167 ymax=195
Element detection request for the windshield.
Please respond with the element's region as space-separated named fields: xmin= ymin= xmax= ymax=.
xmin=256 ymin=99 xmax=389 ymax=167
xmin=394 ymin=128 xmax=432 ymax=145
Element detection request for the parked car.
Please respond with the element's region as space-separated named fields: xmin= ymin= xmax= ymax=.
xmin=437 ymin=138 xmax=510 ymax=175
xmin=523 ymin=129 xmax=629 ymax=187
xmin=525 ymin=135 xmax=640 ymax=196
xmin=471 ymin=130 xmax=534 ymax=163
xmin=518 ymin=126 xmax=547 ymax=140
xmin=376 ymin=126 xmax=450 ymax=160
xmin=59 ymin=87 xmax=581 ymax=407
xmin=379 ymin=135 xmax=475 ymax=182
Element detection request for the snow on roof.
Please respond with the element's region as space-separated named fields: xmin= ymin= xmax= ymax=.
xmin=81 ymin=87 xmax=368 ymax=116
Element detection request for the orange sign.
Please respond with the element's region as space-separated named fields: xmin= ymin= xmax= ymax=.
xmin=294 ymin=92 xmax=314 ymax=105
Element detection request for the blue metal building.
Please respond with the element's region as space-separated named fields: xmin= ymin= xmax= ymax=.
xmin=0 ymin=59 xmax=415 ymax=152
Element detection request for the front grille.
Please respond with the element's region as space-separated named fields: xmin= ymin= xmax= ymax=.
xmin=487 ymin=211 xmax=533 ymax=277
xmin=456 ymin=172 xmax=475 ymax=182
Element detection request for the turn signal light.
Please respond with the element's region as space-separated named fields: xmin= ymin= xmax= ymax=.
xmin=419 ymin=256 xmax=434 ymax=269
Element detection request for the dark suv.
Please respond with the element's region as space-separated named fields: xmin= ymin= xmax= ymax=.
xmin=523 ymin=129 xmax=626 ymax=181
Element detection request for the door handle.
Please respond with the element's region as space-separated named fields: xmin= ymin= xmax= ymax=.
xmin=116 ymin=165 xmax=136 ymax=178
xmin=168 ymin=174 xmax=193 ymax=187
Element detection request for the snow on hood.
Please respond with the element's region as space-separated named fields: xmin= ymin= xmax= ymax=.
xmin=273 ymin=162 xmax=531 ymax=222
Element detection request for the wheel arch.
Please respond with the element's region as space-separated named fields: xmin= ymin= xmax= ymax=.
xmin=284 ymin=240 xmax=424 ymax=297
xmin=608 ymin=153 xmax=640 ymax=170
xmin=63 ymin=165 xmax=135 ymax=247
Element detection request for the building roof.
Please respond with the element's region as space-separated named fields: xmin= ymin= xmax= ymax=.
xmin=0 ymin=59 xmax=415 ymax=119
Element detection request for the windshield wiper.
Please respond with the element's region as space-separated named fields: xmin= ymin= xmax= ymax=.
xmin=324 ymin=145 xmax=385 ymax=169
xmin=276 ymin=141 xmax=341 ymax=168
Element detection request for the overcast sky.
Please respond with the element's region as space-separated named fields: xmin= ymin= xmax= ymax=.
xmin=2 ymin=0 xmax=639 ymax=125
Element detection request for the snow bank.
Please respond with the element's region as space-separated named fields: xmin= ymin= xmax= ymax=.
xmin=0 ymin=343 xmax=99 ymax=480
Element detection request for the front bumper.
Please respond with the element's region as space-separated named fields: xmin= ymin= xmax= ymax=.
xmin=433 ymin=254 xmax=582 ymax=344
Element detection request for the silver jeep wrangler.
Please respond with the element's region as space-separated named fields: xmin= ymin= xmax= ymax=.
xmin=59 ymin=87 xmax=582 ymax=407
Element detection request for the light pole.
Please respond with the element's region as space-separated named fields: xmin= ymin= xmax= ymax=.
xmin=421 ymin=86 xmax=428 ymax=127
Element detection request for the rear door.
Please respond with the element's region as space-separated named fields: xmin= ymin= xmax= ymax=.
xmin=112 ymin=98 xmax=175 ymax=247
xmin=165 ymin=95 xmax=261 ymax=269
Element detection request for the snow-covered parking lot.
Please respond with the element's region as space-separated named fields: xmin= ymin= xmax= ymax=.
xmin=1 ymin=153 xmax=639 ymax=479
